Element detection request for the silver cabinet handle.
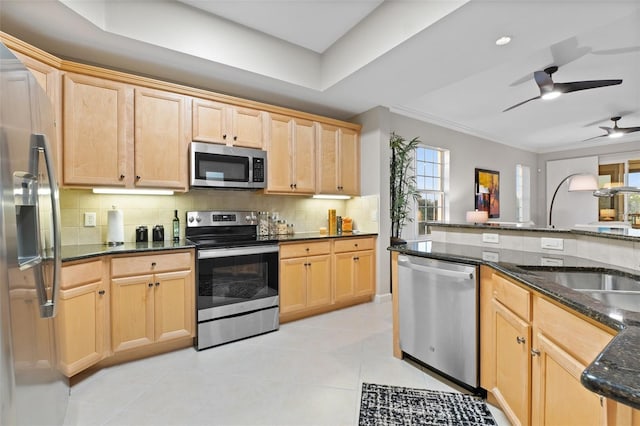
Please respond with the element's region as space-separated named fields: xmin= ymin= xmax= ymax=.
xmin=30 ymin=134 xmax=61 ymax=318
xmin=531 ymin=349 xmax=541 ymax=357
xmin=516 ymin=336 xmax=526 ymax=344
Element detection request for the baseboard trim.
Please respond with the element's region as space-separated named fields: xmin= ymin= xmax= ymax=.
xmin=374 ymin=293 xmax=392 ymax=303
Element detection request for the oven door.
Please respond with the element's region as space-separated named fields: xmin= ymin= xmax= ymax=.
xmin=197 ymin=245 xmax=279 ymax=321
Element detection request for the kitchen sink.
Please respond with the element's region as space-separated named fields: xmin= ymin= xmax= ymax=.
xmin=518 ymin=267 xmax=640 ymax=312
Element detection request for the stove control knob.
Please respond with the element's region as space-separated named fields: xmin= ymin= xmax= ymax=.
xmin=245 ymin=215 xmax=253 ymax=222
xmin=196 ymin=216 xmax=202 ymax=223
xmin=188 ymin=216 xmax=194 ymax=223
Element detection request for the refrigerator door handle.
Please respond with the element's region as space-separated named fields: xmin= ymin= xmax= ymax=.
xmin=30 ymin=133 xmax=61 ymax=318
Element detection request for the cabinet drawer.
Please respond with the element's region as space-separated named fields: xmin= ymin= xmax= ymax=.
xmin=111 ymin=251 xmax=192 ymax=277
xmin=61 ymin=259 xmax=103 ymax=289
xmin=492 ymin=273 xmax=531 ymax=321
xmin=533 ymin=296 xmax=614 ymax=365
xmin=333 ymin=237 xmax=375 ymax=253
xmin=280 ymin=241 xmax=331 ymax=259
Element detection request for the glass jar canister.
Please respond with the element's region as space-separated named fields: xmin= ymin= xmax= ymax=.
xmin=287 ymin=223 xmax=295 ymax=236
xmin=277 ymin=220 xmax=288 ymax=235
xmin=258 ymin=211 xmax=269 ymax=236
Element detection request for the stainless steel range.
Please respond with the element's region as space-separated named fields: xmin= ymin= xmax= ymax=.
xmin=186 ymin=210 xmax=279 ymax=350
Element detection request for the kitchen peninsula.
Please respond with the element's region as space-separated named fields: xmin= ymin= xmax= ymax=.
xmin=390 ymin=223 xmax=640 ymax=425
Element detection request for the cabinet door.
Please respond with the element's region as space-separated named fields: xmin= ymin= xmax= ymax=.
xmin=354 ymin=250 xmax=375 ymax=297
xmin=291 ymin=118 xmax=316 ymax=194
xmin=279 ymin=258 xmax=308 ymax=314
xmin=56 ymin=281 xmax=106 ymax=376
xmin=63 ymin=73 xmax=132 ymax=186
xmin=154 ymin=270 xmax=193 ymax=342
xmin=316 ymin=123 xmax=339 ymax=193
xmin=231 ymin=106 xmax=264 ymax=149
xmin=492 ymin=299 xmax=531 ymax=426
xmin=267 ymin=114 xmax=294 ymax=192
xmin=134 ymin=87 xmax=190 ymax=190
xmin=339 ymin=127 xmax=360 ymax=195
xmin=531 ymin=331 xmax=606 ymax=426
xmin=334 ymin=252 xmax=355 ymax=302
xmin=306 ymin=255 xmax=331 ymax=308
xmin=192 ymin=98 xmax=227 ymax=144
xmin=111 ymin=274 xmax=155 ymax=352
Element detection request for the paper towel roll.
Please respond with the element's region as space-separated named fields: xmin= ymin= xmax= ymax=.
xmin=107 ymin=207 xmax=124 ymax=246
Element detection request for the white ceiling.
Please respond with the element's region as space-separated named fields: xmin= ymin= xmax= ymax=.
xmin=1 ymin=0 xmax=639 ymax=153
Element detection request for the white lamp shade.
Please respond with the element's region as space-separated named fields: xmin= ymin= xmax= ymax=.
xmin=568 ymin=174 xmax=599 ymax=191
xmin=466 ymin=210 xmax=489 ymax=223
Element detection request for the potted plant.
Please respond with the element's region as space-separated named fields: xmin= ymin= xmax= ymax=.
xmin=390 ymin=132 xmax=420 ymax=245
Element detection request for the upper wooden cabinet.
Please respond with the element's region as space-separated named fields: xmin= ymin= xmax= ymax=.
xmin=135 ymin=87 xmax=190 ymax=190
xmin=63 ymin=72 xmax=132 ymax=187
xmin=63 ymin=73 xmax=190 ymax=191
xmin=316 ymin=123 xmax=360 ymax=196
xmin=266 ymin=113 xmax=315 ymax=194
xmin=192 ymin=98 xmax=264 ymax=149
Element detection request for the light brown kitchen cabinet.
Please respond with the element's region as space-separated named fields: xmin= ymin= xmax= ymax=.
xmin=333 ymin=237 xmax=375 ymax=302
xmin=63 ymin=72 xmax=133 ymax=187
xmin=480 ymin=266 xmax=617 ymax=426
xmin=480 ymin=266 xmax=532 ymax=426
xmin=316 ymin=123 xmax=360 ymax=195
xmin=110 ymin=251 xmax=194 ymax=353
xmin=56 ymin=259 xmax=108 ymax=377
xmin=266 ymin=114 xmax=315 ymax=194
xmin=192 ymin=97 xmax=264 ymax=149
xmin=134 ymin=87 xmax=190 ymax=190
xmin=279 ymin=241 xmax=331 ymax=318
xmin=11 ymin=50 xmax=63 ymax=180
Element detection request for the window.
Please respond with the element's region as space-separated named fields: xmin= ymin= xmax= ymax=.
xmin=597 ymin=156 xmax=640 ymax=222
xmin=415 ymin=145 xmax=448 ymax=235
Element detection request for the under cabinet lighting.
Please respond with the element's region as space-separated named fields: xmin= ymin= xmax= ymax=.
xmin=312 ymin=194 xmax=351 ymax=200
xmin=92 ymin=188 xmax=174 ymax=196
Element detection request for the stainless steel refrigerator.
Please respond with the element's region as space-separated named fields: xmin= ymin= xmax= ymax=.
xmin=0 ymin=42 xmax=68 ymax=425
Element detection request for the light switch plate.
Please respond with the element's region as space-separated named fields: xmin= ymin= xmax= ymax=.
xmin=482 ymin=251 xmax=500 ymax=262
xmin=541 ymin=237 xmax=564 ymax=251
xmin=482 ymin=233 xmax=499 ymax=244
xmin=84 ymin=212 xmax=97 ymax=227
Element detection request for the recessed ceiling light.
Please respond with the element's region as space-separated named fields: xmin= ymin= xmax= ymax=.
xmin=495 ymin=36 xmax=511 ymax=46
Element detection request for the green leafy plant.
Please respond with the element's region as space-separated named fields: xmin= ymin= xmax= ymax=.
xmin=390 ymin=132 xmax=421 ymax=241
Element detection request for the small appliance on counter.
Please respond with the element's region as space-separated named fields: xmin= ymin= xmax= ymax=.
xmin=107 ymin=206 xmax=124 ymax=246
xmin=152 ymin=225 xmax=164 ymax=242
xmin=136 ymin=226 xmax=148 ymax=243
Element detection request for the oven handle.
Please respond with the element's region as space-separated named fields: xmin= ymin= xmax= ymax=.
xmin=198 ymin=245 xmax=279 ymax=259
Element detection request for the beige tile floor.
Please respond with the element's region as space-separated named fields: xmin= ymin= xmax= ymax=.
xmin=63 ymin=300 xmax=510 ymax=425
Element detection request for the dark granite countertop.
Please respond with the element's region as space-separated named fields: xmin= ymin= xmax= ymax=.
xmin=425 ymin=221 xmax=640 ymax=243
xmin=61 ymin=240 xmax=196 ymax=262
xmin=62 ymin=232 xmax=378 ymax=262
xmin=389 ymin=241 xmax=640 ymax=410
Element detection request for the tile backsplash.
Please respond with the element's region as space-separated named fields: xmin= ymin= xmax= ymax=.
xmin=60 ymin=189 xmax=380 ymax=245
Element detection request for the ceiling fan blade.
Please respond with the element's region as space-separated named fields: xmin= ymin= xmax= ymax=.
xmin=599 ymin=126 xmax=613 ymax=133
xmin=555 ymin=79 xmax=622 ymax=94
xmin=534 ymin=70 xmax=553 ymax=90
xmin=621 ymin=127 xmax=640 ymax=134
xmin=582 ymin=134 xmax=606 ymax=142
xmin=502 ymin=96 xmax=541 ymax=112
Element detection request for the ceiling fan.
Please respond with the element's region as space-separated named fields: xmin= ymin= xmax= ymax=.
xmin=583 ymin=116 xmax=640 ymax=141
xmin=503 ymin=66 xmax=622 ymax=112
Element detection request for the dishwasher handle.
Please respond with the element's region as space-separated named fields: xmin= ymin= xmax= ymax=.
xmin=398 ymin=255 xmax=475 ymax=280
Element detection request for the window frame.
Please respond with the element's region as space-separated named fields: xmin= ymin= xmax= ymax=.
xmin=413 ymin=144 xmax=448 ymax=237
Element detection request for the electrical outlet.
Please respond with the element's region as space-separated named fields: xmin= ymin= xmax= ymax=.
xmin=541 ymin=237 xmax=563 ymax=251
xmin=84 ymin=212 xmax=97 ymax=227
xmin=482 ymin=233 xmax=499 ymax=244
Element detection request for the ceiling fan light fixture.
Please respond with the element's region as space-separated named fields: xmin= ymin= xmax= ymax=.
xmin=495 ymin=36 xmax=511 ymax=46
xmin=541 ymin=91 xmax=561 ymax=100
xmin=609 ymin=131 xmax=624 ymax=138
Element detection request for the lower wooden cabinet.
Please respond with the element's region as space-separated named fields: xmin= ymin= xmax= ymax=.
xmin=56 ymin=258 xmax=108 ymax=377
xmin=110 ymin=251 xmax=194 ymax=353
xmin=54 ymin=250 xmax=194 ymax=377
xmin=480 ymin=265 xmax=620 ymax=426
xmin=279 ymin=236 xmax=376 ymax=322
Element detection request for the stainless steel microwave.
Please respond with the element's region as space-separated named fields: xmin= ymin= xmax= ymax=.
xmin=190 ymin=142 xmax=267 ymax=190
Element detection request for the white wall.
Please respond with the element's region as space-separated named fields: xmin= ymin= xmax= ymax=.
xmin=389 ymin=113 xmax=540 ymax=228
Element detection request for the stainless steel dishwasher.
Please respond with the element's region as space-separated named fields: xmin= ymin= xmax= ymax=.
xmin=397 ymin=254 xmax=479 ymax=391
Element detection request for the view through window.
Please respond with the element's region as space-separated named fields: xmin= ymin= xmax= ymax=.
xmin=598 ymin=158 xmax=640 ymax=222
xmin=415 ymin=145 xmax=448 ymax=235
